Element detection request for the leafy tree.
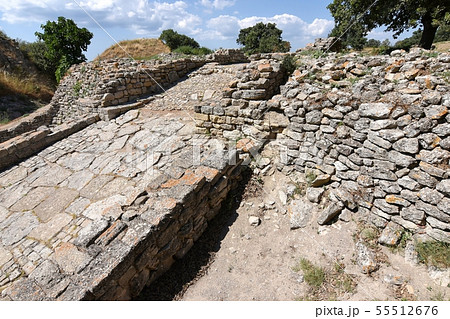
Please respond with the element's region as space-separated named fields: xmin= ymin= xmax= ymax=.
xmin=327 ymin=0 xmax=450 ymax=50
xmin=19 ymin=41 xmax=55 ymax=75
xmin=365 ymin=39 xmax=381 ymax=48
xmin=35 ymin=17 xmax=93 ymax=82
xmin=236 ymin=22 xmax=290 ymax=54
xmin=159 ymin=29 xmax=200 ymax=50
xmin=329 ymin=14 xmax=368 ymax=50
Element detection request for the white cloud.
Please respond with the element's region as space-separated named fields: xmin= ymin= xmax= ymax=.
xmin=0 ymin=1 xmax=334 ymax=51
xmin=0 ymin=0 xmax=202 ymax=34
xmin=202 ymin=14 xmax=334 ymax=49
xmin=199 ymin=0 xmax=235 ymax=10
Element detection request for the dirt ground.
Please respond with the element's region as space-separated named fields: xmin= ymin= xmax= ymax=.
xmin=137 ymin=161 xmax=449 ymax=301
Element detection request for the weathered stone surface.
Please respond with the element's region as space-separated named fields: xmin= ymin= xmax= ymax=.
xmin=289 ymin=199 xmax=314 ymax=229
xmin=28 ymin=213 xmax=73 ymax=242
xmin=400 ymin=207 xmax=425 ymax=225
xmin=378 ymin=222 xmax=403 ymax=246
xmin=248 ymin=216 xmax=260 ymax=227
xmin=0 ymin=246 xmax=12 ymax=267
xmin=311 ymin=174 xmax=331 ymax=187
xmin=356 ymin=241 xmax=378 ymax=274
xmin=409 ymin=168 xmax=438 ymax=188
xmin=359 ymin=103 xmax=392 ymax=119
xmin=388 ymin=150 xmax=417 ymax=167
xmin=385 ymin=195 xmax=410 ymax=207
xmin=392 ymin=138 xmax=419 ymax=155
xmin=34 ymin=188 xmax=78 ymax=222
xmin=317 ymin=201 xmax=344 ymax=225
xmin=53 ymin=243 xmax=91 ymax=274
xmin=373 ymin=199 xmax=399 ymax=215
xmin=10 ymin=187 xmax=53 ymax=212
xmin=417 ymin=188 xmax=444 ymax=205
xmin=0 ymin=211 xmax=39 ymax=246
xmin=436 ymin=180 xmax=450 ymax=196
xmin=306 ymin=187 xmax=325 ymax=203
xmin=417 ymin=148 xmax=450 ymax=165
xmin=30 ymin=165 xmax=72 ymax=187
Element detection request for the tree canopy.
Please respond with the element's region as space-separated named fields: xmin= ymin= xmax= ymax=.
xmin=159 ymin=29 xmax=200 ymax=51
xmin=35 ymin=17 xmax=93 ymax=82
xmin=236 ymin=22 xmax=290 ymax=54
xmin=327 ymin=0 xmax=450 ymax=50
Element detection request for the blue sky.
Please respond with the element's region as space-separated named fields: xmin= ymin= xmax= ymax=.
xmin=0 ymin=1 xmax=414 ymax=60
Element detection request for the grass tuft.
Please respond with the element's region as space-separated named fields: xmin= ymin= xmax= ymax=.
xmin=415 ymin=241 xmax=450 ymax=268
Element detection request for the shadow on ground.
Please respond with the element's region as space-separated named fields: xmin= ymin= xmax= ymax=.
xmin=135 ymin=167 xmax=253 ymax=301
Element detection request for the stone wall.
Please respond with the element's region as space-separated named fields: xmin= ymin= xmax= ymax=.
xmin=0 ymin=104 xmax=56 ymax=144
xmin=0 ymin=115 xmax=99 ymax=171
xmin=194 ymin=58 xmax=289 ymax=139
xmin=2 ymin=137 xmax=243 ymax=300
xmin=195 ymin=48 xmax=450 ymax=243
xmin=52 ymin=49 xmax=248 ymax=124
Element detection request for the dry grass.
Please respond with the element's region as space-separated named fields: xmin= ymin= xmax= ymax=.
xmin=0 ymin=71 xmax=53 ymax=101
xmin=434 ymin=41 xmax=450 ymax=53
xmin=293 ymin=258 xmax=357 ymax=301
xmin=96 ymin=38 xmax=171 ymax=60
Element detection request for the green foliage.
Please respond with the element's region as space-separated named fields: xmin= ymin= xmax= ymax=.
xmin=35 ymin=16 xmax=93 ymax=82
xmin=434 ymin=25 xmax=450 ymax=42
xmin=19 ymin=41 xmax=55 ymax=75
xmin=297 ymin=258 xmax=325 ymax=288
xmin=329 ymin=20 xmax=367 ymax=50
xmin=236 ymin=22 xmax=290 ymax=54
xmin=415 ymin=241 xmax=450 ymax=268
xmin=327 ymin=0 xmax=450 ymax=50
xmin=72 ymin=80 xmax=82 ymax=97
xmin=281 ymin=55 xmax=297 ymax=75
xmin=365 ymin=39 xmax=381 ymax=48
xmin=393 ymin=25 xmax=450 ymax=51
xmin=174 ymin=46 xmax=213 ymax=55
xmin=55 ymin=56 xmax=72 ymax=83
xmin=159 ymin=29 xmax=200 ymax=51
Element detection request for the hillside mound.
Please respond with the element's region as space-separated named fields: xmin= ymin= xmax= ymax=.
xmin=435 ymin=41 xmax=450 ymax=53
xmin=0 ymin=31 xmax=54 ymax=124
xmin=96 ymin=38 xmax=171 ymax=60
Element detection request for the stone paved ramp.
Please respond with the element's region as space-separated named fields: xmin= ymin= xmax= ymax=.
xmin=0 ymin=64 xmax=243 ymax=300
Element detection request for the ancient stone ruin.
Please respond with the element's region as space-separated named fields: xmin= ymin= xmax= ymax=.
xmin=0 ymin=45 xmax=448 ymax=300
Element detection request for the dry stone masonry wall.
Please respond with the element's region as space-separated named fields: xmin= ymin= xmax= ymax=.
xmin=0 ymin=49 xmax=247 ymax=171
xmin=195 ymin=48 xmax=450 ymax=243
xmin=52 ymin=49 xmax=248 ymax=124
xmin=194 ymin=56 xmax=290 ymax=139
xmin=0 ymin=110 xmax=243 ymax=300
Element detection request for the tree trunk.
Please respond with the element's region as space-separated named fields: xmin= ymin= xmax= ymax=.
xmin=419 ymin=13 xmax=438 ymax=50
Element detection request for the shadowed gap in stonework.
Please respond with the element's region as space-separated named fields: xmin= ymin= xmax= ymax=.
xmin=135 ymin=167 xmax=253 ymax=301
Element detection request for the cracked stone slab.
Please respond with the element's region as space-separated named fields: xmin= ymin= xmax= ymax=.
xmin=0 ymin=166 xmax=28 ymax=188
xmin=0 ymin=211 xmax=39 ymax=246
xmin=57 ymin=152 xmax=96 ymax=171
xmin=28 ymin=213 xmax=73 ymax=242
xmin=82 ymin=195 xmax=127 ymax=221
xmin=30 ymin=165 xmax=72 ymax=187
xmin=34 ymin=188 xmax=79 ymax=223
xmin=0 ymin=246 xmax=13 ymax=267
xmin=52 ymin=243 xmax=92 ymax=274
xmin=10 ymin=187 xmax=54 ymax=212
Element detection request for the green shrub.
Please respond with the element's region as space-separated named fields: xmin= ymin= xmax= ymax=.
xmin=298 ymin=258 xmax=325 ymax=288
xmin=159 ymin=29 xmax=200 ymax=51
xmin=55 ymin=56 xmax=72 ymax=83
xmin=282 ymin=55 xmax=297 ymax=75
xmin=174 ymin=46 xmax=213 ymax=55
xmin=19 ymin=41 xmax=56 ymax=75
